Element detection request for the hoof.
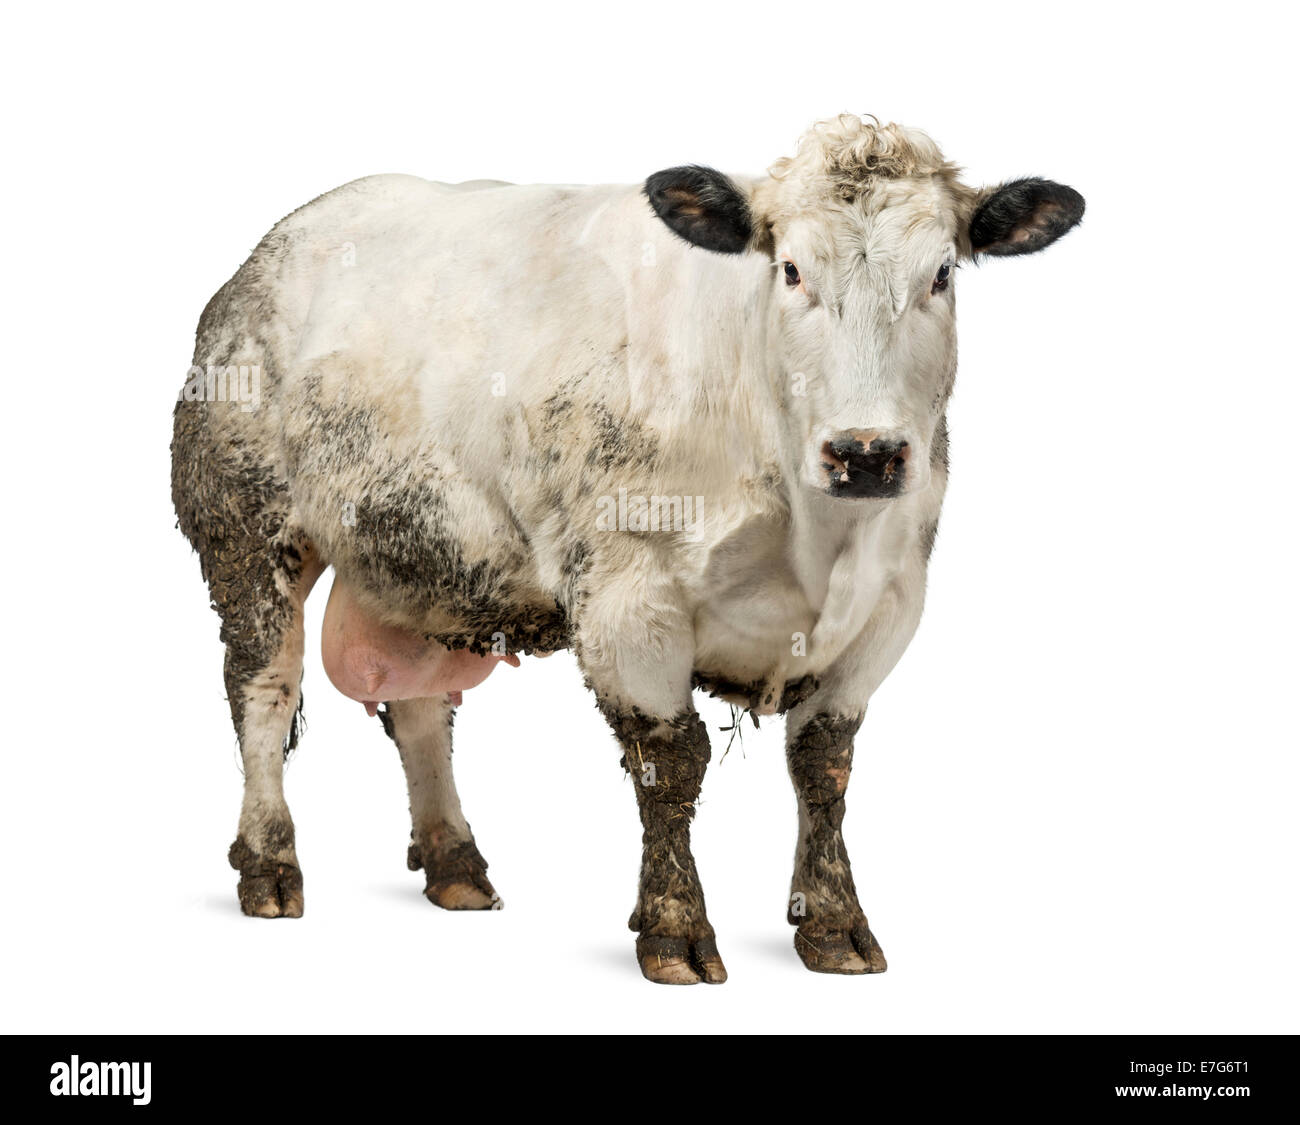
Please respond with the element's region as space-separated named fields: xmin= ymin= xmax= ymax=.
xmin=408 ymin=839 xmax=501 ymax=911
xmin=228 ymin=836 xmax=303 ymax=919
xmin=794 ymin=924 xmax=886 ymax=975
xmin=636 ymin=935 xmax=728 ymax=985
xmin=427 ymin=881 xmax=501 ymax=911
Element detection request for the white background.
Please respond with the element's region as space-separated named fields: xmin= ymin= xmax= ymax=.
xmin=3 ymin=1 xmax=1296 ymax=1034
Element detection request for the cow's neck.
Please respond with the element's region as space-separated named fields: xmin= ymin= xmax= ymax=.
xmin=625 ymin=247 xmax=789 ymax=483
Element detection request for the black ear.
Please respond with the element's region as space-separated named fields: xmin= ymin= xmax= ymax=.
xmin=644 ymin=165 xmax=754 ymax=254
xmin=969 ymin=178 xmax=1085 ymax=257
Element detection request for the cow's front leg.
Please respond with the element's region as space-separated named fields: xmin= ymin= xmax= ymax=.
xmin=783 ymin=559 xmax=929 ymax=974
xmin=603 ymin=704 xmax=725 ymax=984
xmin=786 ymin=709 xmax=886 ymax=974
xmin=579 ymin=590 xmax=725 ymax=984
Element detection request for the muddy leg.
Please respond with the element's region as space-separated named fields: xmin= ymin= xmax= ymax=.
xmin=576 ymin=572 xmax=725 ymax=983
xmin=786 ymin=711 xmax=886 ymax=974
xmin=218 ymin=531 xmax=320 ymax=919
xmin=225 ymin=612 xmax=308 ymax=918
xmin=381 ymin=696 xmax=500 ymax=910
xmin=173 ymin=449 xmax=318 ymax=915
xmin=172 ymin=331 xmax=326 ymax=918
xmin=600 ymin=704 xmax=726 ymax=985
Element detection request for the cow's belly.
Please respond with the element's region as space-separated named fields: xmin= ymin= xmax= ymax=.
xmin=321 ymin=575 xmax=519 ymax=713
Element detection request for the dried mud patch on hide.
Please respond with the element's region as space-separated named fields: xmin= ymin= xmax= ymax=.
xmin=171 ymin=409 xmax=303 ymax=740
xmin=289 ymin=375 xmax=544 ymax=640
xmin=691 ymin=671 xmax=821 ymax=715
xmin=427 ymin=604 xmax=571 ymax=658
xmin=227 ymin=831 xmax=303 ymax=918
xmin=407 ymin=837 xmax=500 ymax=910
xmin=300 ymin=375 xmax=593 ymax=660
xmin=786 ymin=711 xmax=885 ymax=973
xmin=599 ymin=701 xmax=726 ymax=982
xmin=420 ymin=531 xmax=589 ymax=657
xmin=582 ymin=402 xmax=661 ymax=474
xmin=787 ymin=712 xmax=864 ymax=818
xmin=604 ymin=705 xmax=711 ymax=863
xmin=190 ymin=257 xmax=284 ymax=393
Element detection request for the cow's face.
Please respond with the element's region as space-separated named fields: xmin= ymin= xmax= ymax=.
xmin=645 ymin=117 xmax=1083 ymax=501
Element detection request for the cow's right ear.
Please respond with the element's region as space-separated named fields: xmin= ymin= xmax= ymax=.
xmin=644 ymin=165 xmax=756 ymax=254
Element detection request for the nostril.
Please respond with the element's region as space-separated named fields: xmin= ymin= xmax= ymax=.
xmin=880 ymin=441 xmax=909 ymax=483
xmin=826 ymin=436 xmax=860 ymax=463
xmin=820 ymin=440 xmax=851 ymax=482
xmin=868 ymin=438 xmax=910 ymax=458
xmin=822 ymin=438 xmax=847 ymax=463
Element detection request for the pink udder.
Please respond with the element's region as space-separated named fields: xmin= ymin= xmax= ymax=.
xmin=321 ymin=576 xmax=518 ymax=714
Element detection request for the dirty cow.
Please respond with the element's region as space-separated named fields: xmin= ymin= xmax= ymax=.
xmin=172 ymin=115 xmax=1083 ymax=983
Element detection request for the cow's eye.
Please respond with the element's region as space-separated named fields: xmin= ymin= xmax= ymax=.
xmin=932 ymin=262 xmax=952 ymax=294
xmin=783 ymin=261 xmax=800 ymax=287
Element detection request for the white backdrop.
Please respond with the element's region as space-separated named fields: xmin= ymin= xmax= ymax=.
xmin=3 ymin=1 xmax=1296 ymax=1034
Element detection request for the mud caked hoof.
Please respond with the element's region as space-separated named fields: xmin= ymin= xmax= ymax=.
xmin=228 ymin=836 xmax=304 ymax=919
xmin=635 ymin=934 xmax=728 ymax=985
xmin=407 ymin=840 xmax=501 ymax=911
xmin=794 ymin=923 xmax=887 ymax=975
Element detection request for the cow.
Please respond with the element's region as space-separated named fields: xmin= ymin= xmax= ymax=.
xmin=172 ymin=114 xmax=1083 ymax=984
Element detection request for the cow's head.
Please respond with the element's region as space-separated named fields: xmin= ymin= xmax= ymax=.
xmin=644 ymin=115 xmax=1084 ymax=500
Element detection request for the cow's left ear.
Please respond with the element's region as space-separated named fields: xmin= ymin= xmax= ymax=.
xmin=644 ymin=165 xmax=755 ymax=254
xmin=969 ymin=178 xmax=1085 ymax=257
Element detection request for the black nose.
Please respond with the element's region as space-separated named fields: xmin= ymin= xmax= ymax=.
xmin=822 ymin=431 xmax=910 ymax=499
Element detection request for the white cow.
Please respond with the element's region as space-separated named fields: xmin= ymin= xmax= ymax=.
xmin=172 ymin=114 xmax=1083 ymax=983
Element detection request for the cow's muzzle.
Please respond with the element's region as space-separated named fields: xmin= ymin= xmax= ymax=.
xmin=820 ymin=430 xmax=911 ymax=499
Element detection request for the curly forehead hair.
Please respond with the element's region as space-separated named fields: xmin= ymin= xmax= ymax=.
xmin=761 ymin=115 xmax=964 ymax=218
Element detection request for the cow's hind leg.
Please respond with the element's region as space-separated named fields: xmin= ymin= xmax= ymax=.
xmin=173 ymin=409 xmax=322 ymax=917
xmin=218 ymin=529 xmax=320 ymax=918
xmin=380 ymin=697 xmax=500 ymax=910
xmin=223 ymin=578 xmax=312 ymax=919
